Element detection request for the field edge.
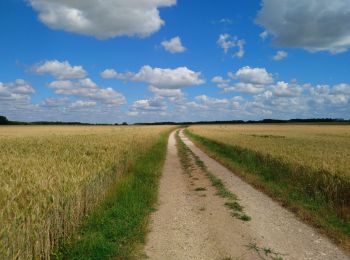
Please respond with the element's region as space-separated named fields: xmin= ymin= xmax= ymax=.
xmin=184 ymin=128 xmax=350 ymax=253
xmin=56 ymin=128 xmax=174 ymax=259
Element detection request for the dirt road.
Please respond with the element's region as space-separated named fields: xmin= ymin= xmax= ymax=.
xmin=143 ymin=130 xmax=349 ymax=260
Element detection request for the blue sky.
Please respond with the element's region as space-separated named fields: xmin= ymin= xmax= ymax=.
xmin=1 ymin=0 xmax=350 ymax=123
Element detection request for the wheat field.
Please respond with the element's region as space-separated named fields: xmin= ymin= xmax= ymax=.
xmin=187 ymin=124 xmax=350 ymax=243
xmin=189 ymin=124 xmax=350 ymax=177
xmin=0 ymin=125 xmax=172 ymax=259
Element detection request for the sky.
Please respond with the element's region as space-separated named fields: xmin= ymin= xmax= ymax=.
xmin=1 ymin=0 xmax=350 ymax=123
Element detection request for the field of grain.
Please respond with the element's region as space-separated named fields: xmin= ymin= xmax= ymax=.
xmin=0 ymin=125 xmax=172 ymax=259
xmin=189 ymin=124 xmax=350 ymax=177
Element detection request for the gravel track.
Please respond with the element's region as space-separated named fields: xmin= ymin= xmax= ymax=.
xmin=143 ymin=130 xmax=349 ymax=260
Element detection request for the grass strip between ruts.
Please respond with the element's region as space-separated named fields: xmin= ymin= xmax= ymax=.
xmin=185 ymin=128 xmax=350 ymax=252
xmin=176 ymin=130 xmax=251 ymax=222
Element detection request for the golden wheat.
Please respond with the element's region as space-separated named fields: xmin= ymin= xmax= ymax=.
xmin=189 ymin=124 xmax=350 ymax=177
xmin=0 ymin=125 xmax=172 ymax=259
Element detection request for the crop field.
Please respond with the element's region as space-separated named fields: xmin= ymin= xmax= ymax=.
xmin=188 ymin=124 xmax=350 ymax=176
xmin=0 ymin=125 xmax=172 ymax=259
xmin=187 ymin=124 xmax=350 ymax=247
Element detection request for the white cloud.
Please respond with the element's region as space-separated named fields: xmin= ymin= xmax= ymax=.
xmin=0 ymin=83 xmax=7 ymax=96
xmin=218 ymin=18 xmax=233 ymax=24
xmin=161 ymin=36 xmax=186 ymax=53
xmin=310 ymin=84 xmax=350 ymax=106
xmin=49 ymin=78 xmax=126 ymax=105
xmin=260 ymin=30 xmax=269 ymax=40
xmin=270 ymin=81 xmax=303 ymax=97
xmin=235 ymin=39 xmax=245 ymax=58
xmin=232 ymin=82 xmax=266 ymax=94
xmin=107 ymin=65 xmax=204 ymax=89
xmin=332 ymin=84 xmax=350 ymax=95
xmin=0 ymin=79 xmax=35 ymax=98
xmin=41 ymin=97 xmax=69 ymax=107
xmin=69 ymin=100 xmax=97 ymax=110
xmin=235 ymin=66 xmax=273 ymax=85
xmin=218 ymin=34 xmax=236 ymax=54
xmin=328 ymin=94 xmax=349 ymax=105
xmin=273 ymin=51 xmax=288 ymax=61
xmin=195 ymin=95 xmax=229 ymax=108
xmin=6 ymin=79 xmax=35 ymax=95
xmin=100 ymin=69 xmax=119 ymax=79
xmin=33 ymin=60 xmax=87 ymax=79
xmin=217 ymin=34 xmax=246 ymax=58
xmin=256 ymin=0 xmax=350 ymax=54
xmin=211 ymin=76 xmax=229 ymax=84
xmin=149 ymin=86 xmax=183 ymax=98
xmin=129 ymin=97 xmax=167 ymax=116
xmin=213 ymin=67 xmax=274 ymax=94
xmin=28 ymin=0 xmax=176 ymax=39
xmin=0 ymin=80 xmax=38 ymax=122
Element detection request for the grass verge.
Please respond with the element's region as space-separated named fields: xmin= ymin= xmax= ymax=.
xmin=185 ymin=129 xmax=350 ymax=251
xmin=176 ymin=131 xmax=250 ymax=221
xmin=56 ymin=129 xmax=172 ymax=259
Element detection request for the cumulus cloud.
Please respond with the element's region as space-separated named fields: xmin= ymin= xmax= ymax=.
xmin=310 ymin=84 xmax=350 ymax=106
xmin=48 ymin=78 xmax=126 ymax=105
xmin=161 ymin=36 xmax=186 ymax=53
xmin=1 ymin=77 xmax=126 ymax=123
xmin=235 ymin=66 xmax=274 ymax=85
xmin=33 ymin=60 xmax=87 ymax=79
xmin=218 ymin=34 xmax=236 ymax=54
xmin=6 ymin=79 xmax=36 ymax=95
xmin=149 ymin=86 xmax=183 ymax=98
xmin=100 ymin=69 xmax=120 ymax=79
xmin=235 ymin=39 xmax=245 ymax=58
xmin=256 ymin=0 xmax=350 ymax=54
xmin=273 ymin=51 xmax=288 ymax=61
xmin=41 ymin=97 xmax=69 ymax=107
xmin=195 ymin=95 xmax=229 ymax=108
xmin=212 ymin=76 xmax=229 ymax=84
xmin=102 ymin=65 xmax=204 ymax=89
xmin=28 ymin=0 xmax=176 ymax=39
xmin=0 ymin=80 xmax=38 ymax=121
xmin=213 ymin=66 xmax=274 ymax=94
xmin=232 ymin=83 xmax=266 ymax=94
xmin=69 ymin=100 xmax=97 ymax=110
xmin=211 ymin=76 xmax=230 ymax=89
xmin=128 ymin=97 xmax=168 ymax=116
xmin=332 ymin=84 xmax=350 ymax=95
xmin=0 ymin=79 xmax=35 ymax=98
xmin=184 ymin=95 xmax=248 ymax=119
xmin=260 ymin=30 xmax=269 ymax=40
xmin=270 ymin=81 xmax=304 ymax=97
xmin=217 ymin=34 xmax=246 ymax=58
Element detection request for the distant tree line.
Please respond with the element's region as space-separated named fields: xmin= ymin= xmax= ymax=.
xmin=0 ymin=115 xmax=111 ymax=126
xmin=1 ymin=115 xmax=349 ymax=126
xmin=0 ymin=115 xmax=9 ymax=125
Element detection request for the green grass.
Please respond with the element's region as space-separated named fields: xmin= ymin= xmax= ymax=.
xmin=56 ymin=129 xmax=172 ymax=259
xmin=185 ymin=129 xmax=350 ymax=250
xmin=246 ymin=242 xmax=285 ymax=260
xmin=176 ymin=131 xmax=250 ymax=221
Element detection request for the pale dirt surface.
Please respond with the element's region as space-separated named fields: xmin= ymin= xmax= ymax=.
xmin=144 ymin=131 xmax=260 ymax=260
xmin=180 ymin=130 xmax=349 ymax=260
xmin=143 ymin=130 xmax=350 ymax=260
